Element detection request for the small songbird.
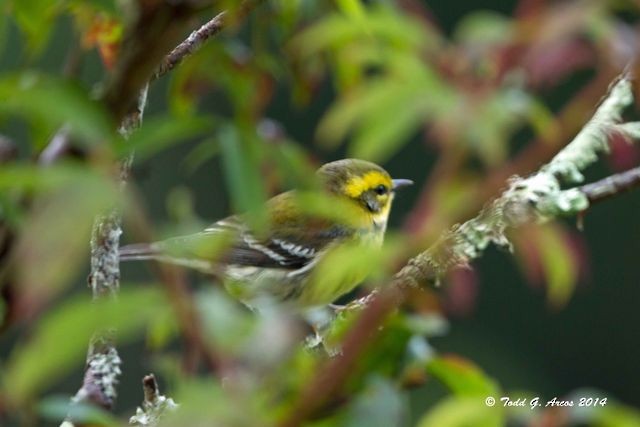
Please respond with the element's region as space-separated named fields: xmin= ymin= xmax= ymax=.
xmin=119 ymin=159 xmax=412 ymax=308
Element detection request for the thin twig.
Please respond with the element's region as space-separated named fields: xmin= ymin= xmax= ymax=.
xmin=151 ymin=0 xmax=265 ymax=81
xmin=152 ymin=11 xmax=227 ymax=81
xmin=579 ymin=165 xmax=640 ymax=204
xmin=129 ymin=374 xmax=178 ymax=426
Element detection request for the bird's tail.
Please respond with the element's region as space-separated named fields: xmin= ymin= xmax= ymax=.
xmin=119 ymin=241 xmax=218 ymax=273
xmin=119 ymin=243 xmax=161 ymax=261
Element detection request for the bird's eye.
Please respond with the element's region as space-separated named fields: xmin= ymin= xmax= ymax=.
xmin=374 ymin=184 xmax=388 ymax=195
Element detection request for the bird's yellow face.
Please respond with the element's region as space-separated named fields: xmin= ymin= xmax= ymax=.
xmin=317 ymin=159 xmax=412 ymax=230
xmin=343 ymin=170 xmax=395 ymax=225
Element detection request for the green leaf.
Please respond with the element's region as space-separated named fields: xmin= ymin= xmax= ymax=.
xmin=512 ymin=224 xmax=579 ymax=307
xmin=10 ymin=165 xmax=119 ymax=300
xmin=161 ymin=377 xmax=269 ymax=426
xmin=536 ymin=224 xmax=579 ymax=307
xmin=218 ymin=125 xmax=268 ymax=230
xmin=39 ymin=395 xmax=120 ymax=426
xmin=319 ymin=58 xmax=456 ymax=161
xmin=596 ymin=404 xmax=640 ymax=427
xmin=467 ymin=88 xmax=532 ymax=166
xmin=5 ymin=287 xmax=169 ymax=403
xmin=196 ymin=288 xmax=255 ymax=353
xmin=292 ymin=7 xmax=436 ymax=58
xmin=417 ymin=397 xmax=503 ymax=427
xmin=347 ymin=81 xmax=428 ymax=161
xmin=0 ymin=72 xmax=113 ymax=148
xmin=454 ymin=11 xmax=514 ymax=45
xmin=116 ymin=115 xmax=213 ymax=160
xmin=264 ymin=138 xmax=318 ymax=190
xmin=0 ymin=0 xmax=9 ymax=59
xmin=336 ymin=0 xmax=366 ymax=22
xmin=68 ymin=0 xmax=118 ymax=14
xmin=10 ymin=0 xmax=62 ymax=54
xmin=183 ymin=137 xmax=220 ymax=174
xmin=427 ymin=356 xmax=500 ymax=397
xmin=0 ymin=163 xmax=105 ymax=192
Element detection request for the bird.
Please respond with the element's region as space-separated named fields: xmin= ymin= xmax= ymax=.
xmin=119 ymin=159 xmax=412 ymax=309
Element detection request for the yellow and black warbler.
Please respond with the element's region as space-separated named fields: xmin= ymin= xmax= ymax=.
xmin=120 ymin=159 xmax=412 ymax=308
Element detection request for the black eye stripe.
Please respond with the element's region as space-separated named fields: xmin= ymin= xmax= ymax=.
xmin=374 ymin=184 xmax=388 ymax=195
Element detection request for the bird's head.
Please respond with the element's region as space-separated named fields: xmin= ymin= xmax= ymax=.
xmin=317 ymin=159 xmax=413 ymax=227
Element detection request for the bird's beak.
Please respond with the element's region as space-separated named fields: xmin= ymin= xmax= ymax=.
xmin=392 ymin=179 xmax=414 ymax=191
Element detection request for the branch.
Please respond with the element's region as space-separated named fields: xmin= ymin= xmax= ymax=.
xmin=99 ymin=2 xmax=205 ymax=123
xmin=129 ymin=374 xmax=178 ymax=426
xmin=152 ymin=11 xmax=226 ymax=81
xmin=279 ymin=73 xmax=640 ymax=427
xmin=579 ymin=165 xmax=640 ymax=204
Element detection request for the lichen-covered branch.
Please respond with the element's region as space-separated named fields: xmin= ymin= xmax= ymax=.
xmin=398 ymin=75 xmax=639 ymax=287
xmin=129 ymin=374 xmax=178 ymax=426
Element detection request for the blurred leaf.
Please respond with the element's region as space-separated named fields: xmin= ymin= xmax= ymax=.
xmin=526 ymin=98 xmax=559 ymax=144
xmin=76 ymin=9 xmax=122 ymax=69
xmin=318 ymin=56 xmax=457 ymax=162
xmin=167 ymin=46 xmax=212 ymax=117
xmin=347 ymin=79 xmax=428 ymax=161
xmin=291 ymin=6 xmax=437 ymax=59
xmin=427 ymin=355 xmax=499 ymax=397
xmin=162 ymin=377 xmax=270 ymax=426
xmin=595 ymin=404 xmax=640 ymax=427
xmin=0 ymin=162 xmax=102 ymax=192
xmin=305 ymin=237 xmax=404 ymax=307
xmin=467 ymin=88 xmax=533 ymax=166
xmin=146 ymin=303 xmax=180 ymax=350
xmin=10 ymin=0 xmax=62 ymax=54
xmin=417 ymin=397 xmax=503 ymax=427
xmin=0 ymin=191 xmax=25 ymax=228
xmin=344 ymin=376 xmax=406 ymax=427
xmin=196 ymin=288 xmax=255 ymax=353
xmin=68 ymin=0 xmax=118 ymax=14
xmin=11 ymin=166 xmax=119 ymax=303
xmin=0 ymin=72 xmax=113 ymax=148
xmin=39 ymin=395 xmax=120 ymax=426
xmin=563 ymin=388 xmax=640 ymax=427
xmin=165 ymin=187 xmax=201 ymax=227
xmin=218 ymin=125 xmax=268 ymax=230
xmin=183 ymin=137 xmax=220 ymax=174
xmin=336 ymin=0 xmax=366 ymax=22
xmin=536 ymin=225 xmax=580 ymax=307
xmin=264 ymin=138 xmax=318 ymax=190
xmin=291 ymin=2 xmax=444 ymax=153
xmin=454 ymin=11 xmax=513 ymax=45
xmin=5 ymin=286 xmax=169 ymax=403
xmin=320 ymin=308 xmax=420 ymax=385
xmin=117 ymin=115 xmax=213 ymax=160
xmin=512 ymin=224 xmax=580 ymax=307
xmin=0 ymin=0 xmax=9 ymax=59
xmin=402 ymin=313 xmax=449 ymax=337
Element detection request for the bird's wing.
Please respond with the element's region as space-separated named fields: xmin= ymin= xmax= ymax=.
xmin=208 ymin=192 xmax=353 ymax=270
xmin=207 ymin=217 xmax=351 ymax=270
